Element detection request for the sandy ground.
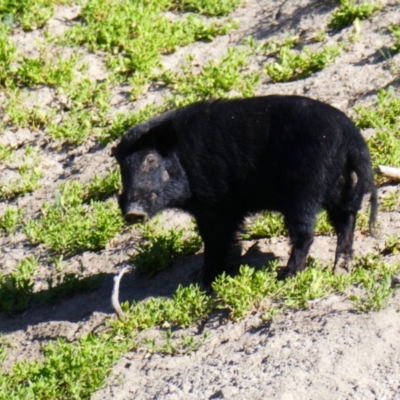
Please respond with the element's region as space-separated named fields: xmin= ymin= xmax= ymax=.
xmin=1 ymin=0 xmax=400 ymax=399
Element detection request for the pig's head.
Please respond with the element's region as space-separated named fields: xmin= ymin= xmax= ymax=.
xmin=112 ymin=115 xmax=191 ymax=224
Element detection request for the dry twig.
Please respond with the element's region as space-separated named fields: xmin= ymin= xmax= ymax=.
xmin=111 ymin=265 xmax=131 ymax=320
xmin=375 ymin=165 xmax=400 ymax=182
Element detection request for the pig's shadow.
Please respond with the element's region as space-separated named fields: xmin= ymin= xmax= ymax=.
xmin=118 ymin=241 xmax=278 ymax=305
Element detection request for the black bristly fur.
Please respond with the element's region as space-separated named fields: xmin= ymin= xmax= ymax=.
xmin=113 ymin=95 xmax=377 ymax=285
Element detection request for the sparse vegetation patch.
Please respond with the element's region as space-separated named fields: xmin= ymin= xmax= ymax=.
xmin=243 ymin=211 xmax=286 ymax=239
xmin=243 ymin=208 xmax=370 ymax=239
xmin=266 ymin=42 xmax=343 ymax=82
xmin=172 ymin=0 xmax=242 ymax=16
xmin=349 ymin=254 xmax=399 ymax=312
xmin=389 ymin=25 xmax=400 ymax=53
xmin=0 ymin=145 xmax=43 ymax=201
xmin=0 ymin=256 xmax=38 ymax=314
xmin=24 ymin=181 xmax=124 ymax=256
xmin=131 ymin=219 xmax=202 ymax=276
xmin=62 ymin=0 xmax=237 ymax=83
xmin=0 ymin=206 xmax=25 ymax=236
xmin=162 ymin=48 xmax=260 ymax=106
xmin=354 ymin=88 xmax=400 ymax=175
xmin=0 ymin=25 xmax=78 ymax=89
xmin=328 ymin=0 xmax=382 ymax=30
xmin=0 ymin=0 xmax=63 ymax=31
xmin=101 ymin=104 xmax=167 ymax=144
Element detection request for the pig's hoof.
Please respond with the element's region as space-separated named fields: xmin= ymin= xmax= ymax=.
xmin=333 ymin=255 xmax=352 ymax=275
xmin=277 ymin=267 xmax=297 ymax=281
xmin=197 ymin=271 xmax=214 ymax=293
xmin=200 ymin=278 xmax=213 ymax=294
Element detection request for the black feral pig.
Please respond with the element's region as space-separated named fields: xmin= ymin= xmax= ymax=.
xmin=112 ymin=95 xmax=377 ymax=286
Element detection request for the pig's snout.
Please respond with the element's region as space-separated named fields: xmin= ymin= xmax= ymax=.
xmin=124 ymin=205 xmax=148 ymax=224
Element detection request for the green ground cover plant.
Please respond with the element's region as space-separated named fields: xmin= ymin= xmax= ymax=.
xmin=3 ymin=90 xmax=55 ymax=131
xmin=0 ymin=24 xmax=17 ymax=86
xmin=131 ymin=219 xmax=203 ymax=276
xmin=265 ymin=39 xmax=343 ymax=82
xmin=328 ymin=0 xmax=382 ymax=30
xmin=354 ymin=88 xmax=400 ymax=174
xmin=173 ymin=0 xmax=242 ymax=16
xmin=0 ymin=145 xmax=42 ymax=201
xmin=114 ymin=283 xmax=212 ymax=333
xmin=349 ymin=253 xmax=399 ymax=312
xmin=0 ymin=25 xmax=78 ymax=89
xmin=63 ymin=77 xmax=111 ymax=109
xmin=381 ymin=234 xmax=400 ymax=255
xmin=24 ymin=181 xmax=124 ymax=256
xmin=143 ymin=329 xmax=210 ymax=356
xmin=389 ymin=25 xmax=400 ymax=53
xmin=0 ymin=206 xmax=25 ymax=236
xmin=13 ymin=52 xmax=78 ymax=89
xmin=266 ymin=35 xmax=299 ymax=54
xmin=380 ymin=191 xmax=398 ymax=211
xmin=245 ymin=35 xmax=300 ymax=56
xmin=244 ymin=208 xmax=370 ymax=239
xmin=367 ymin=130 xmax=400 ymax=169
xmin=83 ymin=168 xmax=121 ymax=203
xmin=243 ymin=211 xmax=287 ymax=239
xmin=1 ymin=55 xmax=110 ymax=146
xmin=162 ymin=48 xmax=260 ymax=106
xmin=47 ymin=107 xmax=97 ymax=146
xmin=213 ymin=254 xmax=399 ymax=319
xmin=0 ymin=143 xmax=14 ymax=163
xmin=101 ymin=103 xmax=167 ymax=144
xmin=0 ymin=0 xmax=69 ymax=31
xmin=0 ymin=333 xmax=131 ymax=400
xmin=47 ymin=78 xmax=112 ymax=145
xmin=0 ymin=29 xmax=109 ymax=146
xmin=314 ymin=211 xmax=335 ymax=235
xmin=355 ymin=88 xmax=400 ymax=130
xmin=0 ymin=256 xmax=38 ymax=314
xmin=212 ymin=263 xmax=280 ymax=320
xmin=212 ymin=259 xmax=349 ymax=319
xmin=62 ymin=0 xmax=237 ymax=82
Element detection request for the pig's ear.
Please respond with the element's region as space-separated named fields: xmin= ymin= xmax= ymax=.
xmin=149 ymin=120 xmax=178 ymax=152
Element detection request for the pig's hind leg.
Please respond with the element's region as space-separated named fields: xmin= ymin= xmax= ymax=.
xmin=327 ymin=207 xmax=357 ymax=275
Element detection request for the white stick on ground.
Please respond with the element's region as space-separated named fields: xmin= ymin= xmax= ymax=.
xmin=375 ymin=165 xmax=400 ymax=181
xmin=111 ymin=265 xmax=131 ymax=320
